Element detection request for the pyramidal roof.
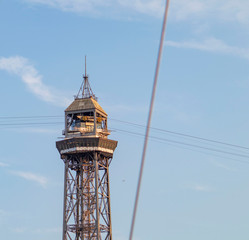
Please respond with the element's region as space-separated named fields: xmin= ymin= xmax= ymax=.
xmin=66 ymin=58 xmax=107 ymax=115
xmin=65 ymin=97 xmax=107 ymax=116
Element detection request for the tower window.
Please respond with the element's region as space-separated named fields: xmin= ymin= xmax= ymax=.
xmin=67 ymin=112 xmax=94 ymax=134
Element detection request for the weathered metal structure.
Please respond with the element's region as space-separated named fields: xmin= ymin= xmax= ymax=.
xmin=56 ymin=64 xmax=118 ymax=240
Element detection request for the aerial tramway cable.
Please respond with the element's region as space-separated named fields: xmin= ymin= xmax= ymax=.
xmin=111 ymin=128 xmax=249 ymax=161
xmin=110 ymin=118 xmax=249 ymax=151
xmin=1 ymin=115 xmax=249 ymax=152
xmin=2 ymin=117 xmax=249 ymax=162
xmin=129 ymin=0 xmax=171 ymax=239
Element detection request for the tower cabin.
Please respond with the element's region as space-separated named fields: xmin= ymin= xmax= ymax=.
xmin=64 ymin=66 xmax=110 ymax=139
xmin=64 ymin=97 xmax=109 ymax=139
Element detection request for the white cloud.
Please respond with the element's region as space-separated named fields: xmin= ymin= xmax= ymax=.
xmin=24 ymin=0 xmax=111 ymax=13
xmin=45 ymin=227 xmax=62 ymax=233
xmin=12 ymin=227 xmax=26 ymax=233
xmin=105 ymin=103 xmax=147 ymax=114
xmin=0 ymin=209 xmax=10 ymax=223
xmin=9 ymin=127 xmax=61 ymax=134
xmin=22 ymin=0 xmax=249 ymax=23
xmin=12 ymin=226 xmax=61 ymax=234
xmin=211 ymin=160 xmax=236 ymax=171
xmin=194 ymin=185 xmax=211 ymax=192
xmin=140 ymin=0 xmax=249 ymax=23
xmin=166 ymin=37 xmax=249 ymax=60
xmin=118 ymin=0 xmax=164 ymax=17
xmin=217 ymin=0 xmax=249 ymax=23
xmin=0 ymin=209 xmax=7 ymax=216
xmin=0 ymin=162 xmax=9 ymax=167
xmin=188 ymin=183 xmax=213 ymax=192
xmin=168 ymin=0 xmax=206 ymax=20
xmin=24 ymin=128 xmax=61 ymax=134
xmin=0 ymin=209 xmax=7 ymax=224
xmin=0 ymin=56 xmax=70 ymax=107
xmin=11 ymin=171 xmax=48 ymax=188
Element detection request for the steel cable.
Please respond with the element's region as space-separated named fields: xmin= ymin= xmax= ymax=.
xmin=128 ymin=0 xmax=171 ymax=239
xmin=1 ymin=116 xmax=249 ymax=152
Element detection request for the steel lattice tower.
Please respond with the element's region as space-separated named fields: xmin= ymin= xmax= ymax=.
xmin=56 ymin=65 xmax=118 ymax=240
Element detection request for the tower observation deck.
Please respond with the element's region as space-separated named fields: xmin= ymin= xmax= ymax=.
xmin=56 ymin=62 xmax=118 ymax=240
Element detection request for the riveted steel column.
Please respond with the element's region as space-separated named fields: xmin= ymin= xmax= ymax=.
xmin=80 ymin=159 xmax=84 ymax=240
xmin=94 ymin=152 xmax=100 ymax=239
xmin=63 ymin=160 xmax=69 ymax=240
xmin=76 ymin=168 xmax=80 ymax=240
xmin=106 ymin=158 xmax=113 ymax=240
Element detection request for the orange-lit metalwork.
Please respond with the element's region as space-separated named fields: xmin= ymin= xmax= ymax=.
xmin=56 ymin=63 xmax=117 ymax=240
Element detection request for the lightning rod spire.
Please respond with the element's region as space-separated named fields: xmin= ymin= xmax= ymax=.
xmin=76 ymin=56 xmax=97 ymax=100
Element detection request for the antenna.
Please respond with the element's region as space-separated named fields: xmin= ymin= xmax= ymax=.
xmin=76 ymin=56 xmax=97 ymax=100
xmin=85 ymin=55 xmax=87 ymax=77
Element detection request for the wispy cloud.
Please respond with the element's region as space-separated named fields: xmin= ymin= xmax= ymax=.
xmin=12 ymin=226 xmax=61 ymax=234
xmin=105 ymin=103 xmax=147 ymax=114
xmin=171 ymin=0 xmax=206 ymax=21
xmin=24 ymin=0 xmax=111 ymax=14
xmin=0 ymin=209 xmax=9 ymax=223
xmin=125 ymin=0 xmax=249 ymax=22
xmin=45 ymin=227 xmax=62 ymax=233
xmin=0 ymin=209 xmax=7 ymax=217
xmin=23 ymin=128 xmax=61 ymax=134
xmin=187 ymin=183 xmax=213 ymax=192
xmin=12 ymin=227 xmax=26 ymax=233
xmin=32 ymin=227 xmax=62 ymax=234
xmin=11 ymin=171 xmax=48 ymax=188
xmin=166 ymin=37 xmax=249 ymax=60
xmin=118 ymin=0 xmax=164 ymax=17
xmin=211 ymin=160 xmax=236 ymax=171
xmin=0 ymin=56 xmax=70 ymax=107
xmin=0 ymin=162 xmax=9 ymax=167
xmin=22 ymin=0 xmax=249 ymax=23
xmin=8 ymin=127 xmax=61 ymax=134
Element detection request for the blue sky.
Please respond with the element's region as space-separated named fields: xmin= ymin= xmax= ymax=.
xmin=1 ymin=0 xmax=249 ymax=239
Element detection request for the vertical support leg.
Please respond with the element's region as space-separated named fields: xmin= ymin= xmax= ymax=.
xmin=76 ymin=170 xmax=80 ymax=240
xmin=63 ymin=161 xmax=69 ymax=240
xmin=106 ymin=159 xmax=112 ymax=240
xmin=94 ymin=152 xmax=100 ymax=239
xmin=61 ymin=152 xmax=114 ymax=240
xmin=80 ymin=162 xmax=84 ymax=240
xmin=87 ymin=168 xmax=91 ymax=239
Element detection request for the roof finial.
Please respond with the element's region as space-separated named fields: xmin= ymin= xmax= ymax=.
xmin=85 ymin=55 xmax=87 ymax=77
xmin=76 ymin=56 xmax=97 ymax=101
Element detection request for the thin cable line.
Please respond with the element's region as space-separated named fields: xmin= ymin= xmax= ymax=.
xmin=1 ymin=115 xmax=249 ymax=152
xmin=129 ymin=0 xmax=170 ymax=239
xmin=0 ymin=119 xmax=248 ymax=158
xmin=1 ymin=116 xmax=249 ymax=155
xmin=110 ymin=118 xmax=249 ymax=151
xmin=111 ymin=128 xmax=249 ymax=160
xmin=0 ymin=122 xmax=63 ymax=126
xmin=0 ymin=115 xmax=62 ymax=119
xmin=111 ymin=128 xmax=249 ymax=165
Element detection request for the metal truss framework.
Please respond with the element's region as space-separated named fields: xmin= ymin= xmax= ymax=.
xmin=63 ymin=152 xmax=112 ymax=240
